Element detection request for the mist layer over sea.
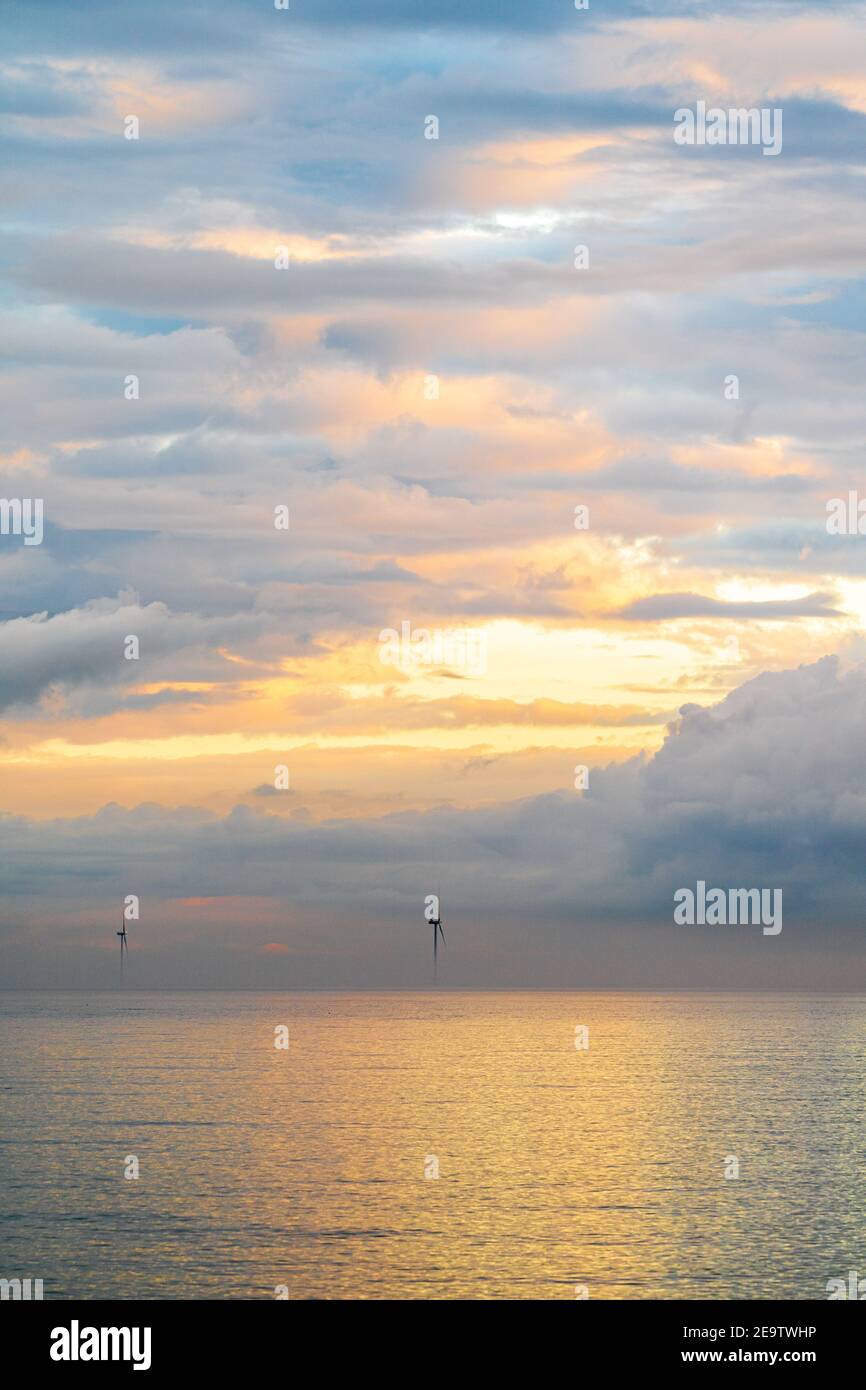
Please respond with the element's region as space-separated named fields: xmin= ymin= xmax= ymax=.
xmin=1 ymin=991 xmax=862 ymax=1300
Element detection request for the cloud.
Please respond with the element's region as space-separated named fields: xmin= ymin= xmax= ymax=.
xmin=277 ymin=694 xmax=674 ymax=733
xmin=0 ymin=0 xmax=708 ymax=61
xmin=612 ymin=591 xmax=843 ymax=621
xmin=0 ymin=595 xmax=263 ymax=714
xmin=9 ymin=235 xmax=568 ymax=320
xmin=3 ymin=657 xmax=866 ymax=987
xmin=583 ymin=458 xmax=813 ymax=496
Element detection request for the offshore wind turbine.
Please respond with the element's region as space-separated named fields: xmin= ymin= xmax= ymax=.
xmin=117 ymin=914 xmax=129 ymax=970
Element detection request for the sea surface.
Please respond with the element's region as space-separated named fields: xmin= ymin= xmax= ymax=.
xmin=0 ymin=991 xmax=863 ymax=1300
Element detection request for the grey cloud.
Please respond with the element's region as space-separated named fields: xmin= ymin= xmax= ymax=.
xmin=2 ymin=0 xmax=710 ymax=63
xmin=9 ymin=236 xmax=565 ymax=319
xmin=613 ymin=591 xmax=843 ymax=621
xmin=0 ymin=595 xmax=267 ymax=714
xmin=0 ymin=71 xmax=89 ymax=117
xmin=3 ymin=657 xmax=866 ymax=987
xmin=583 ymin=458 xmax=813 ymax=495
xmin=684 ymin=522 xmax=866 ymax=577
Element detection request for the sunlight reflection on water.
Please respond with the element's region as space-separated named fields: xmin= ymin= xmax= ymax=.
xmin=1 ymin=991 xmax=863 ymax=1299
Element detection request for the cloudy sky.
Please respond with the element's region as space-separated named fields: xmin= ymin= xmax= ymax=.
xmin=2 ymin=0 xmax=866 ymax=987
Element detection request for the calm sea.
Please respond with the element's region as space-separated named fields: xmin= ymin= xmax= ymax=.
xmin=0 ymin=992 xmax=863 ymax=1300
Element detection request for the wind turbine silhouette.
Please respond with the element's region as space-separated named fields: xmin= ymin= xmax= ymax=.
xmin=117 ymin=914 xmax=129 ymax=968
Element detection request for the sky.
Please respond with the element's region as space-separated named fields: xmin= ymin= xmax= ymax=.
xmin=2 ymin=0 xmax=866 ymax=988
